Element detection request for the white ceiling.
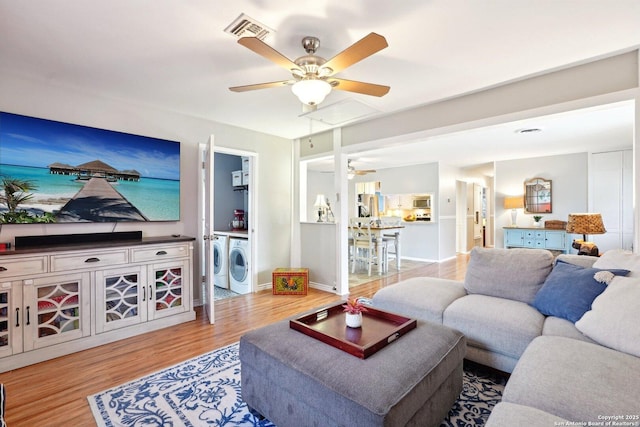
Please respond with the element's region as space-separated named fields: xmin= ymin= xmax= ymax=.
xmin=309 ymin=101 xmax=635 ymax=174
xmin=1 ymin=1 xmax=639 ymax=170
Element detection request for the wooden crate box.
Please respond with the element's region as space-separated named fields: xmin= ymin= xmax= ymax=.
xmin=272 ymin=268 xmax=309 ymax=295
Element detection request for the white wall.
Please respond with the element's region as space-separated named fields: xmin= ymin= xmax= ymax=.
xmin=495 ymin=152 xmax=588 ymax=246
xmin=0 ymin=72 xmax=293 ymax=301
xmin=438 ymin=163 xmax=461 ymax=260
xmin=213 ymin=153 xmax=244 ymax=230
xmin=306 ymin=170 xmax=334 ymax=223
xmin=300 ymin=222 xmax=336 ymax=291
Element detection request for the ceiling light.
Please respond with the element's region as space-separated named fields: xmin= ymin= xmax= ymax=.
xmin=291 ymin=79 xmax=332 ymax=106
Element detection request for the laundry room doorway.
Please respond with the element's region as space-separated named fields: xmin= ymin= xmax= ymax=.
xmin=199 ymin=137 xmax=257 ymax=324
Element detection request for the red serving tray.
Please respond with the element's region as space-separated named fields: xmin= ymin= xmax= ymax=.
xmin=289 ymin=303 xmax=417 ymax=359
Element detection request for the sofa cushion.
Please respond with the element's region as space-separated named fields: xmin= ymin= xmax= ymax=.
xmin=593 ymin=248 xmax=640 ymax=277
xmin=486 ymin=402 xmax=568 ymax=427
xmin=501 ymin=336 xmax=640 ymax=421
xmin=372 ymin=277 xmax=466 ymax=324
xmin=531 ymin=260 xmax=629 ymax=323
xmin=443 ymin=294 xmax=544 ymax=360
xmin=575 ymin=275 xmax=640 ymax=358
xmin=464 ymin=247 xmax=553 ymax=304
xmin=555 ymin=253 xmax=598 ymax=269
xmin=541 ymin=316 xmax=595 ymax=344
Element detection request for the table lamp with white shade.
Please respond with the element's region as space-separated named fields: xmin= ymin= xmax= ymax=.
xmin=504 ymin=196 xmax=524 ymax=227
xmin=314 ymin=194 xmax=329 ymax=222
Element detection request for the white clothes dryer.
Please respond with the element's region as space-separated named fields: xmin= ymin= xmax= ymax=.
xmin=228 ymin=237 xmax=250 ymax=294
xmin=213 ymin=234 xmax=229 ymax=289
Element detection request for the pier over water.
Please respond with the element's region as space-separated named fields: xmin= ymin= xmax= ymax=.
xmin=56 ymin=177 xmax=149 ymax=222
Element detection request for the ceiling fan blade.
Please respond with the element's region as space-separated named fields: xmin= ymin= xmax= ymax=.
xmin=322 ymin=33 xmax=388 ymax=75
xmin=329 ymin=78 xmax=390 ymax=97
xmin=238 ymin=37 xmax=301 ymax=72
xmin=355 ymin=169 xmax=376 ymax=175
xmin=229 ymin=80 xmax=294 ymax=92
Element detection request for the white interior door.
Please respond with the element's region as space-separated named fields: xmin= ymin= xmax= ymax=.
xmin=199 ymin=136 xmax=215 ymax=324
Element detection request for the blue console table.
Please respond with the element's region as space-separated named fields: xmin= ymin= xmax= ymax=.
xmin=503 ymin=227 xmax=569 ymax=253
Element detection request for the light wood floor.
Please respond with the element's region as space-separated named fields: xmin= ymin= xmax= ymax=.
xmin=0 ymin=254 xmax=469 ymax=426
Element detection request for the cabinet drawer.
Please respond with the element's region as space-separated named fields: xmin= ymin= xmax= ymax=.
xmin=131 ymin=244 xmax=190 ymax=263
xmin=0 ymin=256 xmax=47 ymax=278
xmin=50 ymin=250 xmax=128 ymax=272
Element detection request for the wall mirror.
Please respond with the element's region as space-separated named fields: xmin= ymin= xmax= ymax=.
xmin=524 ymin=177 xmax=552 ymax=213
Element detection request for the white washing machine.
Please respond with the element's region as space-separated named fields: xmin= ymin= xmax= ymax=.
xmin=213 ymin=234 xmax=229 ymax=289
xmin=228 ymin=237 xmax=250 ymax=294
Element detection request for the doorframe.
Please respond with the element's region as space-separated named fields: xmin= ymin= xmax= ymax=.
xmin=202 ymin=143 xmax=258 ymax=297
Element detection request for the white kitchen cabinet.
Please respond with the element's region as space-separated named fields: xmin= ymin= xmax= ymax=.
xmin=399 ymin=194 xmax=413 ymax=209
xmin=0 ymin=236 xmax=195 ymax=372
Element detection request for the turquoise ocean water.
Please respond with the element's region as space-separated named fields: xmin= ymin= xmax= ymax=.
xmin=0 ymin=164 xmax=179 ymax=221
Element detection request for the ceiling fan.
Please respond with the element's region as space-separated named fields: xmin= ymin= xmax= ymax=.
xmin=348 ymin=159 xmax=376 ymax=178
xmin=229 ymin=32 xmax=390 ymax=108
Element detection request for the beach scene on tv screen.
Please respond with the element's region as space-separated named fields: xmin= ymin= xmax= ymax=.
xmin=0 ymin=112 xmax=180 ymax=223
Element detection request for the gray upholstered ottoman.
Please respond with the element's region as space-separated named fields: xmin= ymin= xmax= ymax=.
xmin=239 ymin=316 xmax=466 ymax=427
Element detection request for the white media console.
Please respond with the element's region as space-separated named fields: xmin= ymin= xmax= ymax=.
xmin=0 ymin=235 xmax=195 ymax=372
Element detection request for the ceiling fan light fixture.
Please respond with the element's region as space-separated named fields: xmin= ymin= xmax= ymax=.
xmin=291 ymin=79 xmax=332 ymax=106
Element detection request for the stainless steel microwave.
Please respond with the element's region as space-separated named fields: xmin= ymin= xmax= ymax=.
xmin=413 ymin=197 xmax=431 ymax=208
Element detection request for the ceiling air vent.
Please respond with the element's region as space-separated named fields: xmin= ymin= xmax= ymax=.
xmin=224 ymin=13 xmax=274 ymax=40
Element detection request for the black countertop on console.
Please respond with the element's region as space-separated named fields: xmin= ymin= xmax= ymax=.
xmin=0 ymin=235 xmax=195 ymax=256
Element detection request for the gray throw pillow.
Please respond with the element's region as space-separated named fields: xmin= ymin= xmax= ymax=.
xmin=464 ymin=247 xmax=553 ymax=304
xmin=575 ymin=275 xmax=640 ymax=357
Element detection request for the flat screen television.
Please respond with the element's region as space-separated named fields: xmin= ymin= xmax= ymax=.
xmin=0 ymin=112 xmax=180 ymax=223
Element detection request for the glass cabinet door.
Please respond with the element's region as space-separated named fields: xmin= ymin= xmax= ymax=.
xmin=95 ymin=266 xmax=145 ymax=333
xmin=149 ymin=260 xmax=188 ymax=320
xmin=22 ymin=273 xmax=90 ymax=351
xmin=0 ymin=283 xmax=22 ymax=358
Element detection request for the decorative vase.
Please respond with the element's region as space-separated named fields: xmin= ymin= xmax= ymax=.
xmin=533 ymin=221 xmax=541 ymax=228
xmin=345 ymin=312 xmax=363 ymax=328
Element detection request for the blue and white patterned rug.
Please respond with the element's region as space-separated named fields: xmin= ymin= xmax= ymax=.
xmin=88 ymin=343 xmax=507 ymax=426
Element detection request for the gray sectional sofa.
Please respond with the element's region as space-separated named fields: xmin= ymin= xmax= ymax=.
xmin=372 ymin=247 xmax=640 ymax=425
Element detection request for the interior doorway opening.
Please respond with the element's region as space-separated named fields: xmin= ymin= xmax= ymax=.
xmin=199 ymin=139 xmax=258 ymax=324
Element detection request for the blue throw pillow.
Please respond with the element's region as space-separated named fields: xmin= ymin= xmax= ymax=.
xmin=532 ymin=260 xmax=629 ymax=323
